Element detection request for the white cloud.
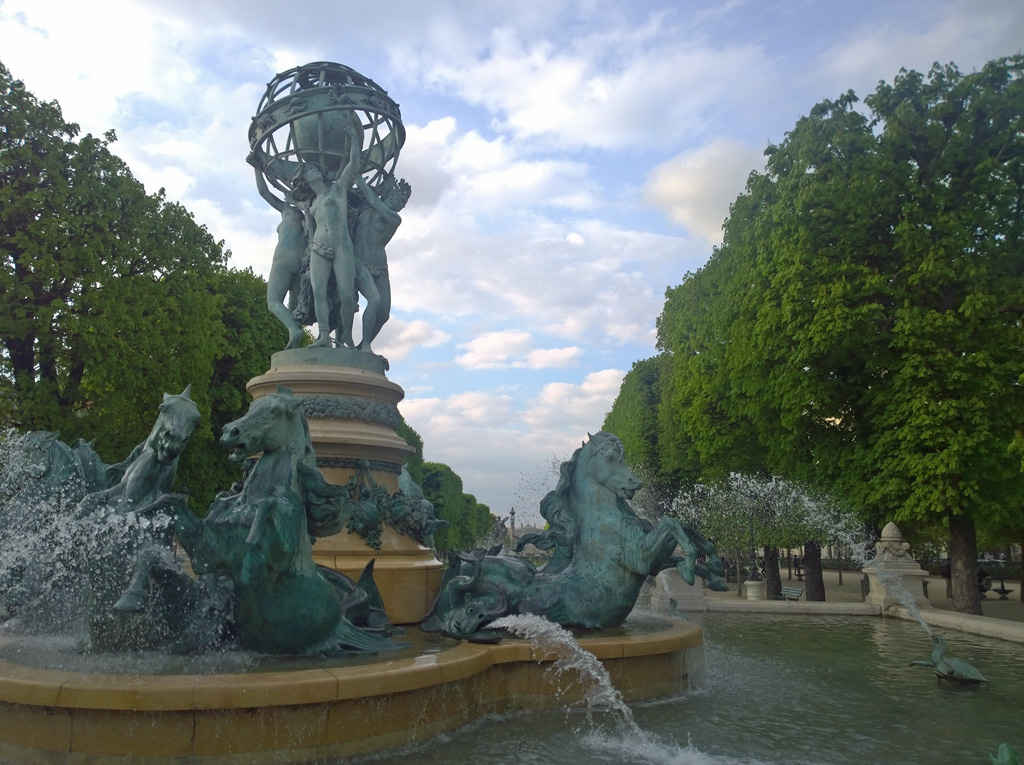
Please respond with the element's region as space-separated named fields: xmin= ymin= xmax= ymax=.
xmin=819 ymin=1 xmax=1024 ymax=94
xmin=455 ymin=330 xmax=533 ymax=369
xmin=521 ymin=347 xmax=582 ymax=370
xmin=644 ymin=138 xmax=765 ymax=244
xmin=522 ymin=369 xmax=626 ymax=432
xmin=375 ymin=319 xmax=451 ymax=362
xmin=454 ymin=331 xmax=583 ymax=371
xmin=414 ymin=21 xmax=773 ymax=150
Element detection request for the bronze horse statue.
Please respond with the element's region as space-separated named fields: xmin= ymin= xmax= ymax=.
xmin=166 ymin=386 xmax=401 ymax=655
xmin=76 ymin=386 xmax=206 ymax=651
xmin=423 ymin=431 xmax=727 ymax=641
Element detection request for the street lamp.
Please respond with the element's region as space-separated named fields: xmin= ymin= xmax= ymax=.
xmin=747 ymin=501 xmax=762 ymax=583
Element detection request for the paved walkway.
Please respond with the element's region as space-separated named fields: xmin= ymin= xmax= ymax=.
xmin=689 ymin=568 xmax=1024 ymax=643
xmin=708 ymin=569 xmax=1024 ymax=620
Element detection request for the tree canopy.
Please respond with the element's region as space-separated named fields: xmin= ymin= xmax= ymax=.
xmin=607 ymin=56 xmax=1024 ymax=613
xmin=421 ymin=461 xmax=495 ymax=553
xmin=0 ymin=62 xmax=286 ymax=508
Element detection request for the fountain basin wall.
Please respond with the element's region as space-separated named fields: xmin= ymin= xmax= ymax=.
xmin=0 ymin=619 xmax=702 ymax=763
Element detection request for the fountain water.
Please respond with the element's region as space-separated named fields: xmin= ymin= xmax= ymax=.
xmin=377 ymin=613 xmax=1024 ymax=765
xmin=491 ymin=614 xmax=641 ymax=728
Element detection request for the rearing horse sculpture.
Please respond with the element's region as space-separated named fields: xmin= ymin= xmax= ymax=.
xmin=423 ymin=431 xmax=727 ymax=642
xmin=73 ymin=386 xmax=204 ymax=651
xmin=167 ymin=386 xmax=401 ymax=655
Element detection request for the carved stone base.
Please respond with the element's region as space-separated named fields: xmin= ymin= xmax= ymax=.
xmin=247 ymin=348 xmax=442 ymax=623
xmin=864 ymin=522 xmax=933 ymax=612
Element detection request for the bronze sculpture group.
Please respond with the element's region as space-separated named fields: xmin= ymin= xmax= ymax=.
xmin=247 ymin=63 xmax=411 ymax=352
xmin=0 ymin=62 xmax=731 ymax=657
xmin=423 ymin=431 xmax=728 ymax=642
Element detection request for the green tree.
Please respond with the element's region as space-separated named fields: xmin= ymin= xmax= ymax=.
xmin=654 ymin=57 xmax=1024 ymax=614
xmin=421 ymin=462 xmax=495 ymax=553
xmin=1 ymin=62 xmax=224 ymax=436
xmin=602 ymin=354 xmax=692 ymax=497
xmin=178 ymin=267 xmax=286 ymax=510
xmin=0 ymin=62 xmax=284 ymax=508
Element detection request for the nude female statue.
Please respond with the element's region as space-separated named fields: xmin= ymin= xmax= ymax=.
xmin=352 ymin=174 xmax=410 ymax=353
xmin=248 ymin=149 xmax=307 ymax=349
xmin=303 ymin=118 xmax=363 ymax=348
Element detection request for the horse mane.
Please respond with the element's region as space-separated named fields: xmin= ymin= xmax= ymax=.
xmin=514 ymin=439 xmax=585 ymax=571
xmin=35 ymin=432 xmax=79 ymax=486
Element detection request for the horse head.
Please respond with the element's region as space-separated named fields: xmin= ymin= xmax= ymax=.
xmin=221 ymin=385 xmax=306 ymax=462
xmin=577 ymin=432 xmax=642 ymax=503
xmin=149 ymin=385 xmax=201 ymax=464
xmin=17 ymin=431 xmax=63 ymax=480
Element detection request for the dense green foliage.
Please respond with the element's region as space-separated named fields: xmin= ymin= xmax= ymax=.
xmin=0 ymin=62 xmax=283 ymax=509
xmin=421 ymin=461 xmax=495 ymax=553
xmin=606 ymin=56 xmax=1024 ymax=612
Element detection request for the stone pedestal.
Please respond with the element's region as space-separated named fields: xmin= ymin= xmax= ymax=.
xmin=650 ymin=569 xmax=707 ymax=612
xmin=864 ymin=522 xmax=932 ymax=611
xmin=744 ymin=579 xmax=766 ymax=600
xmin=247 ymin=348 xmax=442 ymax=624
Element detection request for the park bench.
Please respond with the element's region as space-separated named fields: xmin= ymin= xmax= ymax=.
xmin=772 ymin=586 xmax=804 ymax=601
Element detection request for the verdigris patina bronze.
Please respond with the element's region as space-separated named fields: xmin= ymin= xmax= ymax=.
xmin=164 ymin=386 xmax=402 ymax=654
xmin=392 ymin=465 xmax=449 ymax=548
xmin=422 ymin=431 xmax=728 ymax=642
xmin=0 ymin=386 xmax=406 ymax=655
xmin=910 ymin=635 xmax=988 ymax=684
xmin=248 ymin=62 xmax=411 ymax=355
xmin=75 ymin=386 xmax=211 ymax=651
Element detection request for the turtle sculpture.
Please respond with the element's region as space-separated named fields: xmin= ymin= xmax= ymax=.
xmin=909 ymin=635 xmax=988 ymax=684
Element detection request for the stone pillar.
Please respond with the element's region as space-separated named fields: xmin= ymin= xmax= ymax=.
xmin=864 ymin=522 xmax=932 ymax=611
xmin=744 ymin=580 xmax=766 ymax=600
xmin=247 ymin=348 xmax=442 ymax=624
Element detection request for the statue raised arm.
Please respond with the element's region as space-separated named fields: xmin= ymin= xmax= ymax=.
xmin=249 ymin=150 xmax=307 ymax=349
xmin=352 ymin=174 xmax=410 ymax=353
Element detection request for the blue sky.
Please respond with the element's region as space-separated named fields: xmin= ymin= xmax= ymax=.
xmin=2 ymin=0 xmax=1022 ymax=523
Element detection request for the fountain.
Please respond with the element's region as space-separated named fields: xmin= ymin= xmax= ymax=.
xmin=0 ymin=62 xmax=709 ymax=762
xmin=3 ymin=59 xmax=1020 ymax=765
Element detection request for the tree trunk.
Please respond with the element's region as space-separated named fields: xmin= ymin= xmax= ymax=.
xmin=763 ymin=545 xmax=781 ymax=598
xmin=804 ymin=541 xmax=826 ymax=601
xmin=1019 ymin=538 xmax=1023 ymax=603
xmin=949 ymin=512 xmax=982 ymax=615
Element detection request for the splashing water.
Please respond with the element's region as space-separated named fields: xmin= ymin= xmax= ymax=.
xmin=485 ymin=614 xmax=767 ymax=764
xmin=870 ymin=566 xmax=933 ymax=637
xmin=491 ymin=614 xmax=639 ymax=731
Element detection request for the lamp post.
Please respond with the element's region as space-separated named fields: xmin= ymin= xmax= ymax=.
xmin=733 ymin=471 xmax=765 ymax=600
xmin=747 ymin=503 xmax=762 ymax=583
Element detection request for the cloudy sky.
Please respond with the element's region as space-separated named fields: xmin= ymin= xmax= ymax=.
xmin=1 ymin=0 xmax=1021 ymax=522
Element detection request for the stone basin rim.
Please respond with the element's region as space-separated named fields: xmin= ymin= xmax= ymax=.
xmin=0 ymin=619 xmax=703 ymax=712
